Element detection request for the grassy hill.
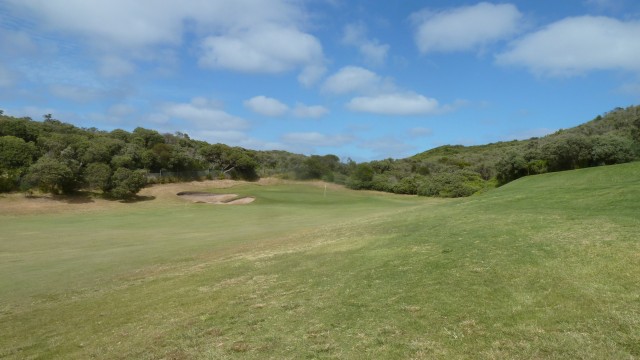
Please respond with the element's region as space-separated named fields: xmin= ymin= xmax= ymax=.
xmin=1 ymin=163 xmax=639 ymax=358
xmin=346 ymin=105 xmax=639 ymax=195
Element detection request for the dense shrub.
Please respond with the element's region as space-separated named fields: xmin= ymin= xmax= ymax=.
xmin=370 ymin=174 xmax=397 ymax=192
xmin=418 ymin=170 xmax=485 ymax=198
xmin=109 ymin=168 xmax=147 ymax=199
xmin=84 ymin=162 xmax=112 ymax=192
xmin=393 ymin=174 xmax=426 ymax=195
xmin=22 ymin=156 xmax=79 ymax=194
xmin=590 ymin=135 xmax=634 ymax=165
xmin=346 ymin=164 xmax=374 ymax=190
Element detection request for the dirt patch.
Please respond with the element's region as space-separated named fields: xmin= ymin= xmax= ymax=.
xmin=176 ymin=192 xmax=255 ymax=205
xmin=0 ymin=178 xmax=281 ymax=215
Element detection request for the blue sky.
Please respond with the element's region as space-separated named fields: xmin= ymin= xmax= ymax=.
xmin=1 ymin=0 xmax=639 ymax=161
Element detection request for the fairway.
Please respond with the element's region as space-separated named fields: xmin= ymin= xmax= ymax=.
xmin=1 ymin=164 xmax=640 ymax=359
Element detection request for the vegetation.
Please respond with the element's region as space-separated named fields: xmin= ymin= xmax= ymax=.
xmin=0 ymin=115 xmax=264 ymax=198
xmin=1 ymin=105 xmax=639 ymax=199
xmin=1 ymin=162 xmax=639 ymax=358
xmin=346 ymin=105 xmax=640 ymax=196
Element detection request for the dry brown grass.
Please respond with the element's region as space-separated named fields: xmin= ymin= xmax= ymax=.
xmin=0 ymin=178 xmax=282 ymax=215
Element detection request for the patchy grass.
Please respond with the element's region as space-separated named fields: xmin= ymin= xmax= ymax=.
xmin=1 ymin=164 xmax=640 ymax=359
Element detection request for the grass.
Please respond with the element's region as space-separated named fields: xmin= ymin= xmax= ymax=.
xmin=1 ymin=164 xmax=639 ymax=359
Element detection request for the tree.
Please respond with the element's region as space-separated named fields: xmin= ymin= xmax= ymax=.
xmin=418 ymin=170 xmax=485 ymax=198
xmin=81 ymin=137 xmax=124 ymax=164
xmin=0 ymin=117 xmax=39 ymax=142
xmin=542 ymin=134 xmax=592 ymax=171
xmin=0 ymin=136 xmax=37 ymax=192
xmin=0 ymin=136 xmax=36 ymax=170
xmin=151 ymin=143 xmax=173 ymax=170
xmin=109 ymin=168 xmax=147 ymax=199
xmin=132 ymin=127 xmax=165 ymax=149
xmin=495 ymin=151 xmax=528 ymax=184
xmin=199 ymin=144 xmax=258 ymax=180
xmin=22 ymin=156 xmax=79 ymax=194
xmin=296 ymin=155 xmax=336 ymax=180
xmin=346 ymin=163 xmax=374 ymax=190
xmin=591 ymin=135 xmax=634 ymax=165
xmin=370 ymin=173 xmax=397 ymax=192
xmin=84 ymin=163 xmax=112 ymax=192
xmin=393 ymin=174 xmax=425 ymax=195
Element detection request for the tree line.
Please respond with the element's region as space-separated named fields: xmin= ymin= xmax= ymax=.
xmin=1 ymin=105 xmax=638 ymax=199
xmin=0 ymin=112 xmax=351 ymax=198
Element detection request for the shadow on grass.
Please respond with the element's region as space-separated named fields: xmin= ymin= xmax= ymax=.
xmin=51 ymin=192 xmax=95 ymax=204
xmin=118 ymin=195 xmax=156 ymax=203
xmin=22 ymin=191 xmax=155 ymax=204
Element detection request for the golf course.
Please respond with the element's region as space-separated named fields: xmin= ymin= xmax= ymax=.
xmin=1 ymin=162 xmax=638 ymax=359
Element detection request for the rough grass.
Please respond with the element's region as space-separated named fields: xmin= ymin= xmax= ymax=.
xmin=1 ymin=164 xmax=639 ymax=359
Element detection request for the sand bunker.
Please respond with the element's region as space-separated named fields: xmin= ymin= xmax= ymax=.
xmin=177 ymin=191 xmax=255 ymax=205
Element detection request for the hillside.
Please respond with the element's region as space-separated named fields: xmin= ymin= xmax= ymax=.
xmin=2 ymin=105 xmax=639 ymax=199
xmin=1 ymin=162 xmax=638 ymax=358
xmin=347 ymin=105 xmax=640 ymax=195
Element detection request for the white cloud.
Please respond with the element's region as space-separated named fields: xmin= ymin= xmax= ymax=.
xmin=322 ymin=66 xmax=446 ymax=116
xmin=0 ymin=29 xmax=38 ymax=56
xmin=496 ymin=16 xmax=640 ymax=76
xmin=199 ymin=24 xmax=324 ymax=74
xmin=618 ymin=82 xmax=640 ymax=95
xmin=163 ymin=98 xmax=249 ymax=130
xmin=321 ymin=66 xmax=384 ymax=94
xmin=108 ymin=103 xmax=136 ymax=117
xmin=292 ymin=103 xmax=329 ymax=118
xmin=346 ymin=93 xmax=439 ymax=116
xmin=412 ymin=2 xmax=522 ymax=54
xmin=360 ymin=136 xmax=416 ymax=159
xmin=99 ymin=56 xmax=135 ymax=78
xmin=194 ymin=130 xmax=248 ymax=143
xmin=298 ymin=64 xmax=327 ymax=87
xmin=359 ymin=42 xmax=390 ymax=67
xmin=184 ymin=130 xmax=287 ymax=151
xmin=6 ymin=0 xmax=324 ymax=80
xmin=49 ymin=84 xmax=104 ymax=102
xmin=0 ymin=64 xmax=16 ymax=87
xmin=409 ymin=127 xmax=433 ymax=138
xmin=342 ymin=23 xmax=367 ymax=45
xmin=5 ymin=0 xmax=300 ymax=48
xmin=342 ymin=23 xmax=390 ymax=66
xmin=281 ymin=132 xmax=353 ymax=147
xmin=244 ymin=96 xmax=289 ymax=117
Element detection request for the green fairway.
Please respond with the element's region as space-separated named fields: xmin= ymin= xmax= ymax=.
xmin=1 ymin=164 xmax=639 ymax=359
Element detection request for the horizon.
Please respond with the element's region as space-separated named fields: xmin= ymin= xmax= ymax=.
xmin=1 ymin=0 xmax=640 ymax=161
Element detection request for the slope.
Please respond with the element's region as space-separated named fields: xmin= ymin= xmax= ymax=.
xmin=1 ymin=163 xmax=639 ymax=359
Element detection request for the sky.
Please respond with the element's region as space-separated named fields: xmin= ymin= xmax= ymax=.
xmin=1 ymin=0 xmax=639 ymax=161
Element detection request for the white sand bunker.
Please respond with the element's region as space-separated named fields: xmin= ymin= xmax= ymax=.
xmin=177 ymin=191 xmax=255 ymax=205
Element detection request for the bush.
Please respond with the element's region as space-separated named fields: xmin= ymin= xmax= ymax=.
xmin=418 ymin=170 xmax=485 ymax=198
xmin=21 ymin=156 xmax=79 ymax=194
xmin=84 ymin=162 xmax=112 ymax=192
xmin=370 ymin=174 xmax=397 ymax=192
xmin=495 ymin=151 xmax=528 ymax=185
xmin=109 ymin=168 xmax=147 ymax=199
xmin=346 ymin=164 xmax=374 ymax=190
xmin=591 ymin=135 xmax=635 ymax=165
xmin=392 ymin=174 xmax=425 ymax=195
